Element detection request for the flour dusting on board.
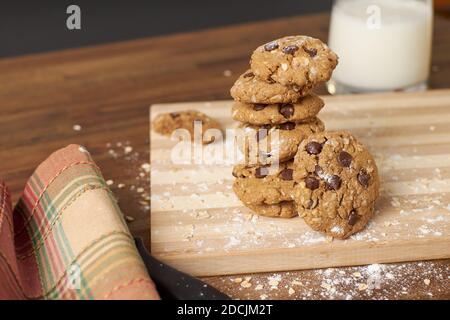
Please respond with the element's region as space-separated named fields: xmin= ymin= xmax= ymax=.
xmin=150 ymin=154 xmax=449 ymax=254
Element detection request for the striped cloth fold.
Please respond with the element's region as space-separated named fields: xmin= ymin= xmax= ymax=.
xmin=0 ymin=144 xmax=159 ymax=300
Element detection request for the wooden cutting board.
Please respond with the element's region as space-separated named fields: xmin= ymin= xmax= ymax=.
xmin=149 ymin=89 xmax=450 ymax=277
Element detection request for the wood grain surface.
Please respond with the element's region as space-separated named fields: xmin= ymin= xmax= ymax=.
xmin=150 ymin=91 xmax=450 ymax=276
xmin=0 ymin=13 xmax=449 ymax=299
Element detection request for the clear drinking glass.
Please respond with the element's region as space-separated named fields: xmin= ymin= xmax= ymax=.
xmin=327 ymin=0 xmax=433 ymax=94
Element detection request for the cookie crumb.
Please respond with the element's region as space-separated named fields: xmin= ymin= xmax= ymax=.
xmin=223 ymin=70 xmax=232 ymax=77
xmin=424 ymin=279 xmax=430 ymax=285
xmin=124 ymin=146 xmax=133 ymax=154
xmin=288 ymin=287 xmax=295 ymax=295
xmin=357 ymin=283 xmax=368 ymax=291
xmin=320 ymin=282 xmax=331 ymax=291
xmin=141 ymin=163 xmax=151 ymax=172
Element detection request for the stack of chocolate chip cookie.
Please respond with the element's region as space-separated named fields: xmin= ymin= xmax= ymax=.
xmin=230 ymin=36 xmax=338 ymax=219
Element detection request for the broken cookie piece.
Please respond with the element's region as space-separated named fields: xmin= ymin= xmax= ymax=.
xmin=152 ymin=110 xmax=222 ymax=144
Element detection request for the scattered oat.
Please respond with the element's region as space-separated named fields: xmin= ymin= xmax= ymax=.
xmin=137 ymin=187 xmax=144 ymax=193
xmin=72 ymin=124 xmax=82 ymax=131
xmin=288 ymin=287 xmax=295 ymax=295
xmin=241 ymin=280 xmax=252 ymax=288
xmin=125 ymin=215 xmax=135 ymax=222
xmin=232 ymin=278 xmax=243 ymax=283
xmin=118 ymin=183 xmax=125 ymax=189
xmin=106 ymin=179 xmax=114 ymax=186
xmin=424 ymin=279 xmax=430 ymax=285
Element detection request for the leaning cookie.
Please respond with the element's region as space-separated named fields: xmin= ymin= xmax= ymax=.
xmin=230 ymin=70 xmax=312 ymax=104
xmin=232 ymin=161 xmax=295 ymax=205
xmin=293 ymin=131 xmax=380 ymax=239
xmin=250 ymin=35 xmax=338 ymax=88
xmin=152 ymin=110 xmax=222 ymax=144
xmin=238 ymin=117 xmax=325 ymax=166
xmin=247 ymin=201 xmax=297 ymax=218
xmin=232 ymin=94 xmax=324 ymax=125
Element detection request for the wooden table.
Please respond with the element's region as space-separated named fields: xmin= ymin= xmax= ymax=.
xmin=0 ymin=13 xmax=449 ymax=300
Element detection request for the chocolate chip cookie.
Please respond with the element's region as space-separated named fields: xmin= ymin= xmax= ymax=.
xmin=152 ymin=110 xmax=222 ymax=144
xmin=232 ymin=94 xmax=324 ymax=125
xmin=293 ymin=131 xmax=380 ymax=239
xmin=247 ymin=201 xmax=297 ymax=218
xmin=250 ymin=36 xmax=338 ymax=88
xmin=238 ymin=117 xmax=325 ymax=165
xmin=230 ymin=70 xmax=311 ymax=104
xmin=232 ymin=161 xmax=295 ymax=205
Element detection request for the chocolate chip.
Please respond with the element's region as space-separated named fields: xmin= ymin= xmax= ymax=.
xmin=279 ymin=104 xmax=294 ymax=118
xmin=314 ymin=165 xmax=323 ymax=176
xmin=305 ymin=141 xmax=322 ymax=155
xmin=348 ymin=210 xmax=359 ymax=226
xmin=305 ymin=176 xmax=320 ymax=190
xmin=357 ymin=170 xmax=371 ymax=188
xmin=267 ymin=77 xmax=276 ymax=84
xmin=253 ymin=104 xmax=266 ymax=111
xmin=282 ymin=45 xmax=299 ymax=55
xmin=255 ymin=166 xmax=269 ymax=178
xmin=264 ymin=41 xmax=279 ymax=51
xmin=305 ymin=199 xmax=318 ymax=210
xmin=326 ymin=175 xmax=342 ymax=190
xmin=256 ymin=128 xmax=268 ymax=142
xmin=280 ymin=168 xmax=293 ymax=181
xmin=278 ymin=122 xmax=295 ymax=130
xmin=303 ymin=46 xmax=317 ymax=57
xmin=170 ymin=112 xmax=180 ymax=118
xmin=338 ymin=151 xmax=353 ymax=167
xmin=243 ymin=71 xmax=254 ymax=78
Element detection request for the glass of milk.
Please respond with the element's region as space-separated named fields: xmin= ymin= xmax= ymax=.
xmin=327 ymin=0 xmax=433 ymax=94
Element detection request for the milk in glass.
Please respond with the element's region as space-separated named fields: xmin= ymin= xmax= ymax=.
xmin=327 ymin=0 xmax=433 ymax=93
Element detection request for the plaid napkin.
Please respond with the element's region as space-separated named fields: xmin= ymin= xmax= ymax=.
xmin=0 ymin=145 xmax=159 ymax=300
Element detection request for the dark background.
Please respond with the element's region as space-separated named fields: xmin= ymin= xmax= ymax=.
xmin=0 ymin=0 xmax=332 ymax=58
